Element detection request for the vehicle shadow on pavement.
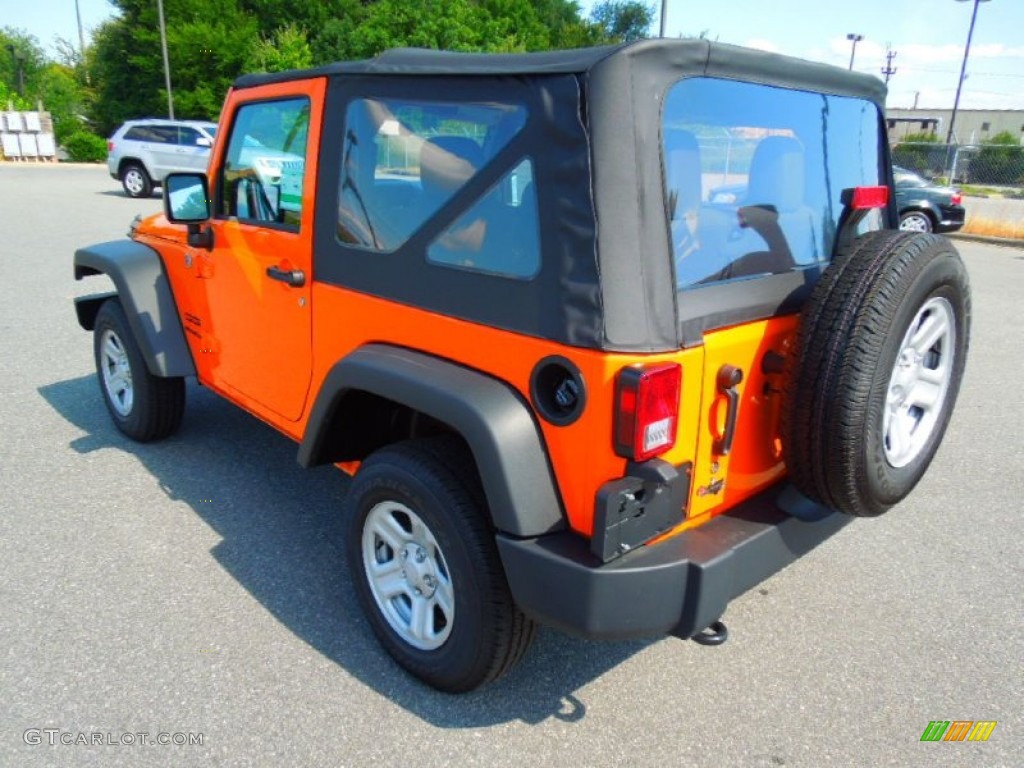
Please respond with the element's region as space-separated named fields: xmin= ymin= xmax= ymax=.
xmin=95 ymin=190 xmax=161 ymax=199
xmin=39 ymin=375 xmax=658 ymax=726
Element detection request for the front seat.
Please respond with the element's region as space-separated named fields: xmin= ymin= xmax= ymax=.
xmin=734 ymin=135 xmax=818 ymax=274
xmin=664 ymin=129 xmax=732 ymax=287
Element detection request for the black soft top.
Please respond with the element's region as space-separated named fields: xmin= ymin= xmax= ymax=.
xmin=234 ymin=39 xmax=886 ymax=108
xmin=248 ymin=39 xmax=890 ymax=353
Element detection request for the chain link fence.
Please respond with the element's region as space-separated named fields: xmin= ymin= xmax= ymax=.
xmin=891 ymin=142 xmax=1024 ymax=191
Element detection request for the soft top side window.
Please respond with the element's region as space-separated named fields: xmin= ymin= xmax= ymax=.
xmin=336 ymin=98 xmax=527 ymax=252
xmin=662 ymin=77 xmax=882 ymax=291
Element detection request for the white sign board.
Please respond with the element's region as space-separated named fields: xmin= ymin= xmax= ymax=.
xmin=4 ymin=112 xmax=23 ymax=132
xmin=24 ymin=112 xmax=42 ymax=132
xmin=36 ymin=133 xmax=56 ymax=157
xmin=19 ymin=133 xmax=38 ymax=157
xmin=1 ymin=133 xmax=22 ymax=157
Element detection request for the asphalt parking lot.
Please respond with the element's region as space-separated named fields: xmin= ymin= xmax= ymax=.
xmin=1 ymin=163 xmax=1020 ymax=767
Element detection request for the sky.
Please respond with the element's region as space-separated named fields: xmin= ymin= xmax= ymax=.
xmin=6 ymin=0 xmax=1024 ymax=110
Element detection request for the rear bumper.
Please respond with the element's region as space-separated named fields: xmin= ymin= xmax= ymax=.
xmin=496 ymin=484 xmax=850 ymax=640
xmin=936 ymin=206 xmax=966 ymax=233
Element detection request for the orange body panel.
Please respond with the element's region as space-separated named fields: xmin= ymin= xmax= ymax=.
xmin=306 ymin=284 xmax=706 ymax=536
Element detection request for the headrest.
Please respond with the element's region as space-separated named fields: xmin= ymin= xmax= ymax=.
xmin=420 ymin=136 xmax=484 ymax=195
xmin=664 ymin=129 xmax=702 ymax=216
xmin=747 ymin=135 xmax=805 ymax=212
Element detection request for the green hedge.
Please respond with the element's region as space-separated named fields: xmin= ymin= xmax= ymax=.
xmin=62 ymin=132 xmax=108 ymax=163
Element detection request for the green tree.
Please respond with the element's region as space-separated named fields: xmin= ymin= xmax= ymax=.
xmin=36 ymin=63 xmax=88 ymax=141
xmin=246 ymin=24 xmax=314 ymax=74
xmin=590 ymin=1 xmax=654 ymax=42
xmin=1 ymin=27 xmax=47 ymax=99
xmin=89 ymin=1 xmax=256 ymax=135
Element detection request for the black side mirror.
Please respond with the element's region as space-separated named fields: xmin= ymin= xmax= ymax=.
xmin=164 ymin=172 xmax=214 ymax=250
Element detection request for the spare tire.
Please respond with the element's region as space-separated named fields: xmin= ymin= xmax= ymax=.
xmin=783 ymin=231 xmax=970 ymax=516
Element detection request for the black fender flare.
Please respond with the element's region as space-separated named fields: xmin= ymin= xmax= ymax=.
xmin=298 ymin=344 xmax=565 ymax=537
xmin=74 ymin=239 xmax=196 ymax=378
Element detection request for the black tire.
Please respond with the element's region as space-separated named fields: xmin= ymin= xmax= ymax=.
xmin=345 ymin=437 xmax=535 ymax=692
xmin=899 ymin=210 xmax=934 ymax=233
xmin=93 ymin=299 xmax=185 ymax=441
xmin=783 ymin=231 xmax=970 ymax=517
xmin=121 ymin=162 xmax=153 ymax=198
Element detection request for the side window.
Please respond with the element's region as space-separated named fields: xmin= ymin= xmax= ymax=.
xmin=150 ymin=126 xmax=178 ymax=144
xmin=336 ymin=98 xmax=527 ymax=252
xmin=219 ymin=98 xmax=310 ymax=229
xmin=662 ymin=78 xmax=882 ymax=290
xmin=125 ymin=125 xmax=170 ymax=143
xmin=179 ymin=127 xmax=202 ymax=147
xmin=427 ymin=159 xmax=540 ymax=279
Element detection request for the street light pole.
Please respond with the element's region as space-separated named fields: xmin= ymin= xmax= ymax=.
xmin=846 ymin=33 xmax=864 ymax=70
xmin=156 ymin=0 xmax=174 ymax=119
xmin=6 ymin=44 xmax=25 ymax=96
xmin=946 ymin=0 xmax=991 ymax=146
xmin=660 ymin=0 xmax=668 ymax=38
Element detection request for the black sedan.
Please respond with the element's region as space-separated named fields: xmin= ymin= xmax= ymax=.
xmin=894 ymin=166 xmax=966 ymax=233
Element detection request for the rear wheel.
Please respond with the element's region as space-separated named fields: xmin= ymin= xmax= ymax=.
xmin=345 ymin=437 xmax=535 ymax=692
xmin=93 ymin=299 xmax=185 ymax=441
xmin=121 ymin=163 xmax=152 ymax=198
xmin=899 ymin=210 xmax=933 ymax=233
xmin=783 ymin=231 xmax=970 ymax=516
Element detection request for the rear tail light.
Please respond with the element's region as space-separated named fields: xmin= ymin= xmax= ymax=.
xmin=614 ymin=362 xmax=682 ymax=462
xmin=107 ymin=140 xmax=114 ymax=153
xmin=851 ymin=186 xmax=889 ymax=209
xmin=951 ymin=191 xmax=963 ymax=206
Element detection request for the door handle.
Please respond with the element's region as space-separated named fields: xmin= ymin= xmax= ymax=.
xmin=713 ymin=365 xmax=744 ymax=456
xmin=266 ymin=265 xmax=305 ymax=287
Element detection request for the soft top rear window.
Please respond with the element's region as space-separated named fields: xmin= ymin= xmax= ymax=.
xmin=662 ymin=77 xmax=883 ymax=291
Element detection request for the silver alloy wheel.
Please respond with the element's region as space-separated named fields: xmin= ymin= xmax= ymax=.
xmin=123 ymin=168 xmax=145 ymax=196
xmin=882 ymin=297 xmax=955 ymax=468
xmin=99 ymin=328 xmax=134 ymax=416
xmin=899 ymin=212 xmax=932 ymax=232
xmin=362 ymin=501 xmax=454 ymax=651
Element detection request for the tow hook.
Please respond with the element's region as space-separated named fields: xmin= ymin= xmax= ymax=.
xmin=691 ymin=620 xmax=729 ymax=646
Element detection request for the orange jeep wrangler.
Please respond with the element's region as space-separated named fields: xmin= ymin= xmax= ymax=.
xmin=73 ymin=40 xmax=970 ymax=692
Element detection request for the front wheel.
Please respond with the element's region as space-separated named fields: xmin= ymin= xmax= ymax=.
xmin=93 ymin=299 xmax=185 ymax=441
xmin=345 ymin=437 xmax=535 ymax=692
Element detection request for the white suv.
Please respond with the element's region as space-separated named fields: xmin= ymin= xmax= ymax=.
xmin=107 ymin=119 xmax=218 ymax=198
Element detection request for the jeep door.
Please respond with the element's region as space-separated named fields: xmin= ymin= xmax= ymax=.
xmin=196 ymin=79 xmax=324 ymax=423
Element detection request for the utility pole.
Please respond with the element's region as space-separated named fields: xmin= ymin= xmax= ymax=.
xmin=74 ymin=0 xmax=87 ymax=62
xmin=660 ymin=0 xmax=668 ymax=37
xmin=156 ymin=0 xmax=174 ymax=119
xmin=881 ymin=45 xmax=897 ymax=84
xmin=947 ymin=0 xmax=991 ymax=147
